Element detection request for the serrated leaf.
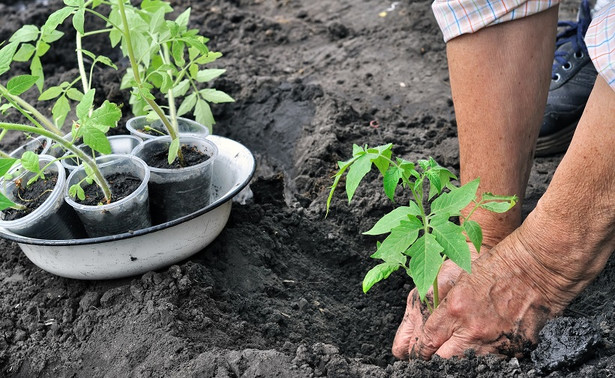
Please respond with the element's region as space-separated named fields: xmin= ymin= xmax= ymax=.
xmin=430 ymin=178 xmax=479 ymax=217
xmin=7 ymin=75 xmax=38 ymax=95
xmin=371 ymin=217 xmax=422 ymax=264
xmin=13 ymin=43 xmax=36 ymax=62
xmin=38 ymin=86 xmax=63 ymax=101
xmin=430 ymin=215 xmax=471 ymax=272
xmin=76 ymin=89 xmax=95 ymax=119
xmin=368 ymin=143 xmax=392 ymax=176
xmin=20 ymin=151 xmax=40 ymax=173
xmin=82 ymin=126 xmax=111 ymax=154
xmin=195 ymin=69 xmax=226 ymax=83
xmin=199 ymin=88 xmax=234 ymax=103
xmin=0 ymin=158 xmax=17 ymax=176
xmin=194 ymin=99 xmax=214 ymax=130
xmin=10 ymin=25 xmax=39 ymax=43
xmin=89 ymin=101 xmax=121 ymax=131
xmin=463 ymin=220 xmax=483 ymax=253
xmin=408 ymin=233 xmax=444 ymax=300
xmin=0 ymin=42 xmax=19 ymax=76
xmin=43 ymin=7 xmax=73 ymax=34
xmin=196 ymin=51 xmax=222 ymax=65
xmin=363 ymin=204 xmax=421 ymax=235
xmin=345 ymin=153 xmax=372 ymax=203
xmin=168 ymin=137 xmax=180 ymax=165
xmin=362 ymin=262 xmax=400 ymax=293
xmin=52 ymin=95 xmax=70 ymax=127
xmin=172 ymin=40 xmax=185 ymax=67
xmin=94 ymin=55 xmax=117 ymax=70
xmin=426 ymin=169 xmax=442 ymax=199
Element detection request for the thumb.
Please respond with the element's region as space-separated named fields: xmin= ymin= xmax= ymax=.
xmin=415 ymin=302 xmax=455 ymax=360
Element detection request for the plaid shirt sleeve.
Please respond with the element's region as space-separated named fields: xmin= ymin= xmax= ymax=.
xmin=432 ymin=0 xmax=560 ymax=42
xmin=586 ymin=2 xmax=615 ymax=90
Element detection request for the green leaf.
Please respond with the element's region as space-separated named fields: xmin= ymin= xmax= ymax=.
xmin=325 ymin=157 xmax=358 ymax=216
xmin=13 ymin=43 xmax=36 ymax=62
xmin=82 ymin=126 xmax=111 ymax=154
xmin=52 ymin=95 xmax=70 ymax=127
xmin=199 ymin=88 xmax=234 ymax=104
xmin=172 ymin=79 xmax=190 ymax=97
xmin=371 ymin=217 xmax=422 ymax=264
xmin=480 ymin=201 xmax=516 ymax=213
xmin=426 ymin=169 xmax=442 ymax=198
xmin=43 ymin=7 xmax=74 ymax=34
xmin=362 ymin=262 xmax=400 ymax=293
xmin=38 ymin=86 xmax=63 ymax=101
xmin=7 ymin=75 xmax=38 ymax=95
xmin=94 ymin=55 xmax=117 ymax=70
xmin=69 ymin=184 xmax=85 ymax=201
xmin=363 ymin=204 xmax=421 ymax=235
xmin=383 ymin=165 xmax=402 ymax=201
xmin=177 ymin=93 xmax=197 ymax=117
xmin=141 ymin=0 xmax=173 ymax=13
xmin=176 ymin=8 xmax=191 ymax=27
xmin=172 ymin=40 xmax=186 ymax=67
xmin=10 ymin=25 xmax=39 ymax=43
xmin=194 ymin=99 xmax=214 ymax=129
xmin=0 ymin=158 xmax=17 ymax=176
xmin=66 ymin=87 xmax=83 ymax=101
xmin=20 ymin=151 xmax=40 ymax=174
xmin=430 ymin=215 xmax=471 ymax=272
xmin=168 ymin=137 xmax=180 ymax=165
xmin=0 ymin=42 xmax=19 ymax=76
xmin=76 ymin=89 xmax=95 ymax=119
xmin=463 ymin=220 xmax=483 ymax=254
xmin=195 ymin=69 xmax=226 ymax=83
xmin=408 ymin=233 xmax=444 ymax=300
xmin=196 ymin=51 xmax=222 ymax=65
xmin=430 ymin=178 xmax=479 ymax=217
xmin=368 ymin=144 xmax=392 ymax=176
xmin=89 ymin=101 xmax=121 ymax=131
xmin=0 ymin=192 xmax=16 ymax=211
xmin=30 ymin=55 xmax=43 ymax=91
xmin=72 ymin=8 xmax=85 ymax=34
xmin=345 ymin=153 xmax=372 ymax=203
xmin=36 ymin=40 xmax=50 ymax=57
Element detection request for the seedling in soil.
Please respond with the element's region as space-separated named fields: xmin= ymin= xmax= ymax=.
xmin=327 ymin=144 xmax=517 ymax=308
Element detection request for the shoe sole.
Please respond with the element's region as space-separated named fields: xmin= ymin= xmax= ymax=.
xmin=535 ymin=122 xmax=577 ymax=157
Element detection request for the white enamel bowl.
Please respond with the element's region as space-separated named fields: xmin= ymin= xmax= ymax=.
xmin=0 ymin=136 xmax=255 ymax=280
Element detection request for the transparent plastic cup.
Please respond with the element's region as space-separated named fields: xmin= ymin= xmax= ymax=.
xmin=9 ymin=136 xmax=52 ymax=158
xmin=61 ymin=135 xmax=144 ymax=171
xmin=132 ymin=136 xmax=218 ymax=224
xmin=126 ymin=116 xmax=210 ymax=140
xmin=0 ymin=155 xmax=86 ymax=239
xmin=65 ymin=154 xmax=151 ymax=237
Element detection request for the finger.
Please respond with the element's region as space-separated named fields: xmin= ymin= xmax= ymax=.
xmin=435 ymin=336 xmax=508 ymax=359
xmin=415 ymin=303 xmax=455 ymax=360
xmin=392 ymin=290 xmax=423 ymax=359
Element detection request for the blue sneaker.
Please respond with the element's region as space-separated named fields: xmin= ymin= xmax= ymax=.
xmin=536 ymin=0 xmax=597 ymax=157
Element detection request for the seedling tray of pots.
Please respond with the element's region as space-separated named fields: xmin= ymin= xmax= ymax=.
xmin=0 ymin=136 xmax=255 ymax=280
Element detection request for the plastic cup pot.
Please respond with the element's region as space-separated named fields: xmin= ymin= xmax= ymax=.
xmin=9 ymin=136 xmax=52 ymax=158
xmin=64 ymin=155 xmax=152 ymax=237
xmin=61 ymin=135 xmax=144 ymax=171
xmin=132 ymin=135 xmax=218 ymax=224
xmin=126 ymin=116 xmax=210 ymax=141
xmin=0 ymin=155 xmax=86 ymax=240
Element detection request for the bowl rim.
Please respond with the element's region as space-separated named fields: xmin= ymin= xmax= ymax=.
xmin=0 ymin=135 xmax=255 ymax=246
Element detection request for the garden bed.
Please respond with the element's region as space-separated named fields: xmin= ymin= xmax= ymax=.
xmin=1 ymin=0 xmax=614 ymax=376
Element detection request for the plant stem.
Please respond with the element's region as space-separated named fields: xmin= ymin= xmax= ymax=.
xmin=0 ymin=85 xmax=62 ymax=135
xmin=76 ymin=33 xmax=90 ymax=94
xmin=162 ymin=45 xmax=178 ymax=131
xmin=432 ymin=275 xmax=439 ymax=309
xmin=0 ymin=123 xmax=111 ymax=202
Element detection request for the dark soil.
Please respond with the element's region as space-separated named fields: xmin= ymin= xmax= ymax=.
xmin=78 ymin=173 xmax=142 ymax=206
xmin=1 ymin=173 xmax=58 ymax=221
xmin=144 ymin=144 xmax=211 ymax=169
xmin=1 ymin=0 xmax=614 ymax=377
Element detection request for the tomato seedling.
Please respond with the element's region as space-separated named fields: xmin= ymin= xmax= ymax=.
xmin=327 ymin=144 xmax=517 ymax=308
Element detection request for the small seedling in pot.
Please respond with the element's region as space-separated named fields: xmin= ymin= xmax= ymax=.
xmin=327 ymin=144 xmax=517 ymax=309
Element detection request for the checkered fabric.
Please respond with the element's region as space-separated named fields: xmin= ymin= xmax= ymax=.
xmin=432 ymin=0 xmax=560 ymax=42
xmin=586 ymin=2 xmax=615 ymax=90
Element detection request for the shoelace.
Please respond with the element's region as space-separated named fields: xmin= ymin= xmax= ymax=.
xmin=552 ymin=0 xmax=591 ymax=79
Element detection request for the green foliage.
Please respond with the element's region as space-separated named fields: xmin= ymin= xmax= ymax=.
xmin=327 ymin=144 xmax=517 ymax=306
